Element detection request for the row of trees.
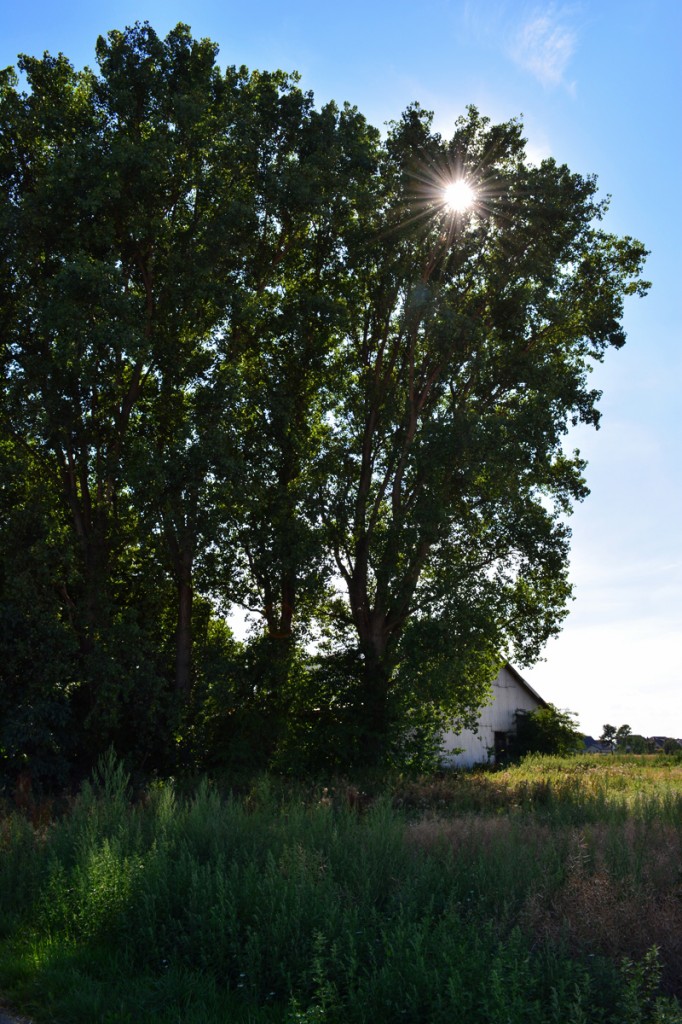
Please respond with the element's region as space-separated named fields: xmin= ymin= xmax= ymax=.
xmin=600 ymin=726 xmax=680 ymax=754
xmin=0 ymin=24 xmax=648 ymax=785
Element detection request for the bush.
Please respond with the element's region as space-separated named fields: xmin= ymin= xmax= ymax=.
xmin=511 ymin=703 xmax=583 ymax=760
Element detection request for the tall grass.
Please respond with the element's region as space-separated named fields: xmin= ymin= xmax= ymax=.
xmin=1 ymin=752 xmax=681 ymax=1023
xmin=394 ymin=753 xmax=682 ymax=823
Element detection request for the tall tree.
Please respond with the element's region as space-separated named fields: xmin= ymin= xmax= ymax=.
xmin=322 ymin=106 xmax=648 ymax=763
xmin=223 ymin=98 xmax=379 ymax=642
xmin=0 ymin=24 xmax=262 ymax=720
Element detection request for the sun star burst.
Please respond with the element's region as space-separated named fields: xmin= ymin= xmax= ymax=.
xmin=443 ymin=180 xmax=475 ymax=212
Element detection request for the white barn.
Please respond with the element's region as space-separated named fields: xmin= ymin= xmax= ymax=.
xmin=440 ymin=663 xmax=546 ymax=768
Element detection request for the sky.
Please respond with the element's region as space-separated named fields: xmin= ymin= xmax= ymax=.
xmin=2 ymin=0 xmax=680 ymax=738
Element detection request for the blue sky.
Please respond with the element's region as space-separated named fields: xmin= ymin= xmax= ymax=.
xmin=2 ymin=0 xmax=680 ymax=737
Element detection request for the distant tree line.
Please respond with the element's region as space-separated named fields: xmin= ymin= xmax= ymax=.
xmin=0 ymin=24 xmax=649 ymax=787
xmin=600 ymin=726 xmax=681 ymax=754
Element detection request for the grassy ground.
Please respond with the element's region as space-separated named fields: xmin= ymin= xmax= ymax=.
xmin=1 ymin=753 xmax=681 ymax=1023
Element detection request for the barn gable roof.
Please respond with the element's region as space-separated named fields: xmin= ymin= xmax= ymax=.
xmin=502 ymin=663 xmax=548 ymax=709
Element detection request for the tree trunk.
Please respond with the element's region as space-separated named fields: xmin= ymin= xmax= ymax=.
xmin=357 ymin=655 xmax=391 ymax=767
xmin=353 ymin=615 xmax=396 ymax=768
xmin=175 ymin=550 xmax=194 ymax=701
xmin=80 ymin=530 xmax=111 ymax=653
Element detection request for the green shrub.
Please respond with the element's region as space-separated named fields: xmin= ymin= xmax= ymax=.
xmin=511 ymin=704 xmax=584 ymax=760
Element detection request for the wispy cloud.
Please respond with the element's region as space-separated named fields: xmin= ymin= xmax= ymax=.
xmin=509 ymin=6 xmax=578 ymax=89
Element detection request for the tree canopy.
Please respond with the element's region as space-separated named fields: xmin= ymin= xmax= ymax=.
xmin=0 ymin=23 xmax=649 ymax=782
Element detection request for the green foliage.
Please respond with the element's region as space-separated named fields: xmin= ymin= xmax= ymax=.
xmin=511 ymin=703 xmax=584 ymax=760
xmin=0 ymin=22 xmax=649 ymax=777
xmin=0 ymin=437 xmax=78 ymax=788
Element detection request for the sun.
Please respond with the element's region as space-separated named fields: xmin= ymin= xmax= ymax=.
xmin=443 ymin=180 xmax=475 ymax=213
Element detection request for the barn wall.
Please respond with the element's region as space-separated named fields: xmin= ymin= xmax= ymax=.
xmin=440 ymin=665 xmax=543 ymax=768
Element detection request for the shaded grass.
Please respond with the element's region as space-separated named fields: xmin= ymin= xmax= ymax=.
xmin=1 ymin=753 xmax=681 ymax=1023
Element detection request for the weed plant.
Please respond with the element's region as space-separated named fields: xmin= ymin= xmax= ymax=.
xmin=0 ymin=752 xmax=681 ymax=1023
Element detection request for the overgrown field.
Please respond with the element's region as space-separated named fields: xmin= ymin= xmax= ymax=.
xmin=1 ymin=754 xmax=681 ymax=1023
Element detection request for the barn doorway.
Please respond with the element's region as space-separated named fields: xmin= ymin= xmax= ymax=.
xmin=494 ymin=731 xmax=509 ymax=765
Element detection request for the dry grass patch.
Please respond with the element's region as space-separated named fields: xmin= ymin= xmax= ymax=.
xmin=522 ymin=821 xmax=682 ymax=997
xmin=406 ymin=812 xmax=682 ymax=999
